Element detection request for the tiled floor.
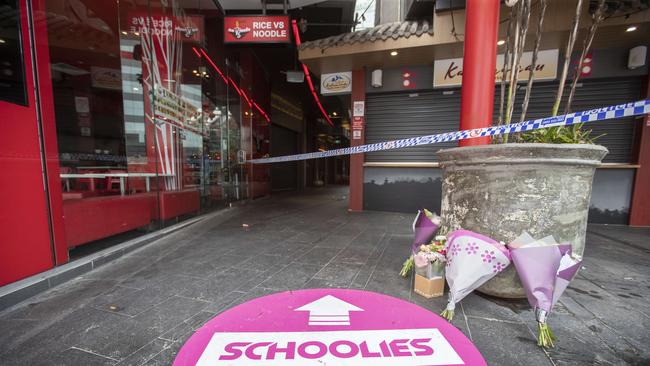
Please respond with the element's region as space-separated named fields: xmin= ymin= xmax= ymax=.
xmin=1 ymin=187 xmax=649 ymax=365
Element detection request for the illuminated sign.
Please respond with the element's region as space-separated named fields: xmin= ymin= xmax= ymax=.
xmin=224 ymin=16 xmax=290 ymax=43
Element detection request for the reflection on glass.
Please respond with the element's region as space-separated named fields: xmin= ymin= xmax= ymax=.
xmin=42 ymin=0 xmax=269 ymax=256
xmin=0 ymin=0 xmax=28 ymax=106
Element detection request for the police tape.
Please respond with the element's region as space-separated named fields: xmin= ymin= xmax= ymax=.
xmin=248 ymin=99 xmax=650 ymax=164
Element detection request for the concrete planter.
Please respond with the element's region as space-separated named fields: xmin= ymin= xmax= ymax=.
xmin=436 ymin=143 xmax=608 ymax=298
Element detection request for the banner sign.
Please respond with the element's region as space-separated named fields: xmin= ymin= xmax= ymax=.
xmin=321 ymin=72 xmax=352 ymax=95
xmin=248 ymin=100 xmax=650 ymax=164
xmin=434 ymin=49 xmax=559 ymax=87
xmin=224 ymin=16 xmax=290 ymax=43
xmin=174 ymin=289 xmax=486 ymax=365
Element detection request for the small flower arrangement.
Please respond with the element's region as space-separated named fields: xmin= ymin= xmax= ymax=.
xmin=400 ymin=236 xmax=447 ymax=278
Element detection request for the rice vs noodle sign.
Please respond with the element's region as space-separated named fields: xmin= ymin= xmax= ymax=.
xmin=173 ymin=289 xmax=486 ymax=365
xmin=224 ymin=16 xmax=290 ymax=43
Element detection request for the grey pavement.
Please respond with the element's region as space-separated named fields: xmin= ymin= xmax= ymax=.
xmin=0 ymin=187 xmax=649 ymax=365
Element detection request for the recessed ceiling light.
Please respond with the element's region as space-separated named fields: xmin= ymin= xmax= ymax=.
xmin=133 ymin=87 xmax=139 ymax=91
xmin=390 ymin=51 xmax=398 ymax=56
xmin=332 ymin=111 xmax=337 ymax=116
xmin=121 ymin=31 xmax=128 ymax=35
xmin=626 ymin=26 xmax=637 ymax=32
xmin=0 ymin=39 xmax=5 ymax=44
xmin=497 ymin=39 xmax=505 ymax=45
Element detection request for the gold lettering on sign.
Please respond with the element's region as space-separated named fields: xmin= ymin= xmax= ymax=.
xmin=434 ymin=49 xmax=558 ymax=87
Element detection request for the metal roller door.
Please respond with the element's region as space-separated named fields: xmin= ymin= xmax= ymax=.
xmin=365 ymin=77 xmax=642 ymax=163
xmin=365 ymin=91 xmax=462 ymax=162
xmin=504 ymin=78 xmax=642 ymax=163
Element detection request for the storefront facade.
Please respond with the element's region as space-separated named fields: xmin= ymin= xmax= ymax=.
xmin=1 ymin=0 xmax=271 ymax=286
xmin=362 ymin=52 xmax=647 ymax=225
xmin=298 ymin=2 xmax=650 ymax=227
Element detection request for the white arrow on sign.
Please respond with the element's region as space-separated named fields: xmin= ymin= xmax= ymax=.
xmin=294 ymin=295 xmax=364 ymax=326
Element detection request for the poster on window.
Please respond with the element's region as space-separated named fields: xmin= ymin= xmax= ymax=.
xmin=153 ymin=86 xmax=203 ymax=135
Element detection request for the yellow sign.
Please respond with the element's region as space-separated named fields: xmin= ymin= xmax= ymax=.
xmin=433 ymin=49 xmax=559 ymax=88
xmin=153 ymin=86 xmax=203 ymax=135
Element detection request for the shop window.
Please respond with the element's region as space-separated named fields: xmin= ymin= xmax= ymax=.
xmin=0 ymin=0 xmax=28 ymax=106
xmin=41 ymin=0 xmax=269 ymax=258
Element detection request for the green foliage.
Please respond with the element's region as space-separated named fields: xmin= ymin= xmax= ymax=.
xmin=517 ymin=124 xmax=604 ymax=144
xmin=537 ymin=323 xmax=557 ymax=348
xmin=400 ymin=256 xmax=414 ymax=277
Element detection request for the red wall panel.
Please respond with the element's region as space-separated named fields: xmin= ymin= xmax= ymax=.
xmin=0 ymin=0 xmax=56 ymax=285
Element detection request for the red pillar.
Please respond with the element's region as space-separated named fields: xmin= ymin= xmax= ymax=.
xmin=459 ymin=0 xmax=500 ymax=146
xmin=629 ymin=80 xmax=650 ymax=226
xmin=349 ymin=69 xmax=365 ymax=212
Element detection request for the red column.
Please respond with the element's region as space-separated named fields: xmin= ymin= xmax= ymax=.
xmin=349 ymin=69 xmax=365 ymax=212
xmin=459 ymin=0 xmax=500 ymax=146
xmin=629 ymin=80 xmax=650 ymax=226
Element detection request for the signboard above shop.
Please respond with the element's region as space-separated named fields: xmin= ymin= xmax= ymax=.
xmin=321 ymin=71 xmax=352 ymax=95
xmin=224 ymin=15 xmax=290 ymax=43
xmin=434 ymin=49 xmax=559 ymax=87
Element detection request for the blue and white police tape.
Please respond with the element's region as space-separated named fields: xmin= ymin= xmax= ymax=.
xmin=248 ymin=99 xmax=650 ymax=164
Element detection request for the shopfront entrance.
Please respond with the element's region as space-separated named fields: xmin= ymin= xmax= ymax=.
xmin=363 ymin=75 xmax=644 ymax=224
xmin=0 ymin=0 xmax=272 ymax=286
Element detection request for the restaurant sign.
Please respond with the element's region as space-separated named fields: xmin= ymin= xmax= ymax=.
xmin=224 ymin=16 xmax=290 ymax=43
xmin=128 ymin=13 xmax=204 ymax=43
xmin=433 ymin=49 xmax=559 ymax=87
xmin=321 ymin=72 xmax=352 ymax=95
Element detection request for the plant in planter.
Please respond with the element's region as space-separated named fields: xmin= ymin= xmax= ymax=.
xmin=437 ymin=0 xmax=622 ymax=298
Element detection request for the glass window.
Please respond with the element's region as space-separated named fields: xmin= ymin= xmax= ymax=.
xmin=0 ymin=0 xmax=28 ymax=106
xmin=41 ymin=0 xmax=271 ymax=259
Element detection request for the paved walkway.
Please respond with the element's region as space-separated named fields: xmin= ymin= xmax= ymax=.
xmin=1 ymin=187 xmax=649 ymax=365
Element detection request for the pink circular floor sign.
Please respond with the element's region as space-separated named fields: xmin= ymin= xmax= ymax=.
xmin=174 ymin=288 xmax=486 ymax=365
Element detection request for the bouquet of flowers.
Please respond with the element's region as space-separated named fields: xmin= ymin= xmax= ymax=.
xmin=508 ymin=232 xmax=582 ymax=348
xmin=441 ymin=230 xmax=511 ymax=321
xmin=413 ymin=239 xmax=447 ymax=278
xmin=400 ymin=209 xmax=441 ymax=277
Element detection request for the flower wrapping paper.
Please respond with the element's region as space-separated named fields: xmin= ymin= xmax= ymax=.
xmin=443 ymin=230 xmax=512 ymax=312
xmin=411 ymin=210 xmax=440 ymax=254
xmin=509 ymin=235 xmax=582 ymax=317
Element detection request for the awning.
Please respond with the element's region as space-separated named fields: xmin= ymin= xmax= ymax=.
xmin=300 ymin=20 xmax=432 ymax=51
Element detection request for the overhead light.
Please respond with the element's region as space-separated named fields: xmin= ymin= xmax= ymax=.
xmin=626 ymin=26 xmax=637 ymax=32
xmin=497 ymin=39 xmax=505 ymax=45
xmin=133 ymin=87 xmax=139 ymax=91
xmin=332 ymin=111 xmax=337 ymax=116
xmin=0 ymin=39 xmax=5 ymax=44
xmin=121 ymin=31 xmax=128 ymax=35
xmin=390 ymin=51 xmax=398 ymax=56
